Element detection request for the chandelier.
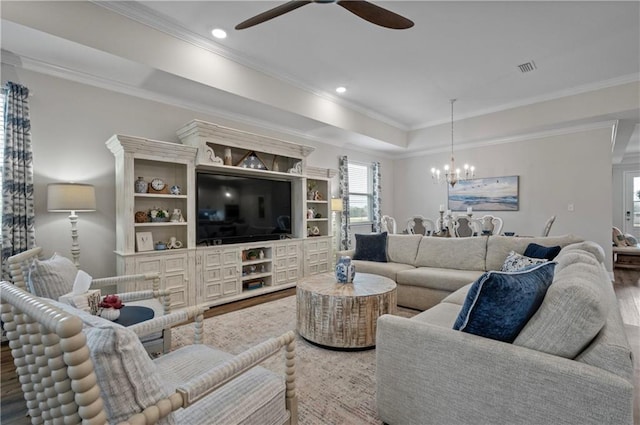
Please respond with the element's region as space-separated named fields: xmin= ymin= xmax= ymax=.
xmin=431 ymin=99 xmax=475 ymax=187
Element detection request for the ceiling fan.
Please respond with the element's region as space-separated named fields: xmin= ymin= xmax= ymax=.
xmin=235 ymin=1 xmax=414 ymax=30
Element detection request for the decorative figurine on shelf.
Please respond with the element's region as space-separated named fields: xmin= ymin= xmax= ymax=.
xmin=168 ymin=236 xmax=183 ymax=249
xmin=170 ymin=185 xmax=181 ymax=195
xmin=135 ymin=211 xmax=149 ymax=223
xmin=155 ymin=241 xmax=167 ymax=250
xmin=314 ymin=191 xmax=323 ymax=201
xmin=170 ymin=208 xmax=185 ymax=223
xmin=335 ymin=256 xmax=356 ymax=283
xmin=134 ymin=177 xmax=148 ymax=193
xmin=259 ymin=250 xmax=265 ymax=259
xmin=311 ymin=226 xmax=320 ymax=236
xmin=224 ymin=147 xmax=233 ymax=166
xmin=307 ymin=208 xmax=315 ymax=219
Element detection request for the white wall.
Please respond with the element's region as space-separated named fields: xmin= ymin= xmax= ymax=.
xmin=394 ymin=126 xmax=615 ymax=268
xmin=2 ymin=65 xmax=394 ymax=278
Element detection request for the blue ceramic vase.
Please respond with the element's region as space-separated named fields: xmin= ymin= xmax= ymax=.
xmin=335 ymin=256 xmax=355 ymax=284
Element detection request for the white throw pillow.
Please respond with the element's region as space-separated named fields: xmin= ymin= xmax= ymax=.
xmin=28 ymin=253 xmax=77 ymax=300
xmin=501 ymin=251 xmax=548 ymax=272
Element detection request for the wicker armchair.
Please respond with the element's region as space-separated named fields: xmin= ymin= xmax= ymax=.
xmin=0 ymin=282 xmax=298 ymax=425
xmin=7 ymin=247 xmax=172 ymax=354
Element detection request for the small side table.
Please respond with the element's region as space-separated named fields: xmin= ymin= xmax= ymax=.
xmin=296 ymin=272 xmax=397 ymax=349
xmin=114 ymin=305 xmax=155 ymax=327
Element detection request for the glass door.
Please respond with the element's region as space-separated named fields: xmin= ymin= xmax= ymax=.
xmin=623 ymin=170 xmax=640 ymax=239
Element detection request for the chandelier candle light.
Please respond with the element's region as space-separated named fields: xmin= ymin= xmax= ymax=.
xmin=431 ymin=99 xmax=475 ymax=187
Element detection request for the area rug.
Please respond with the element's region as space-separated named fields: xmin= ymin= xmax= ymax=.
xmin=171 ymin=295 xmax=417 ymax=425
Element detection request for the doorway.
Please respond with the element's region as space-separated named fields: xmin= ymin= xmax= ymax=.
xmin=623 ymin=170 xmax=640 ymax=239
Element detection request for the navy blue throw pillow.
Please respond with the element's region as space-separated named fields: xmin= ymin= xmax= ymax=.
xmin=524 ymin=243 xmax=561 ymax=260
xmin=453 ymin=262 xmax=556 ymax=343
xmin=353 ymin=232 xmax=388 ymax=262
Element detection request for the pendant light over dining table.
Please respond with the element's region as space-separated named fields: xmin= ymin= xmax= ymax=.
xmin=431 ymin=99 xmax=475 ymax=187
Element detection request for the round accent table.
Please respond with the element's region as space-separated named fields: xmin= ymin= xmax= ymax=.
xmin=296 ymin=272 xmax=397 ymax=349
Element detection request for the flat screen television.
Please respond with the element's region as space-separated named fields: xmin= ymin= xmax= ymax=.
xmin=196 ymin=171 xmax=292 ymax=245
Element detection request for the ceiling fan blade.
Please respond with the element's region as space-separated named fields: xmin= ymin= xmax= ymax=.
xmin=235 ymin=1 xmax=312 ymax=30
xmin=337 ymin=1 xmax=414 ymax=29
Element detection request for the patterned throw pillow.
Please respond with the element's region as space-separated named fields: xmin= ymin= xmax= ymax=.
xmin=612 ymin=226 xmax=628 ymax=247
xmin=28 ymin=253 xmax=77 ymax=300
xmin=501 ymin=251 xmax=548 ymax=272
xmin=353 ymin=232 xmax=388 ymax=262
xmin=453 ymin=262 xmax=556 ymax=343
xmin=624 ymin=233 xmax=639 ymax=247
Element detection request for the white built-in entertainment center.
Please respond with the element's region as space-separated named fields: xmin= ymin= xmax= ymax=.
xmin=106 ymin=120 xmax=335 ymax=309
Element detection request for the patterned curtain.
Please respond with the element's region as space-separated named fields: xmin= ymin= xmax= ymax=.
xmin=1 ymin=82 xmax=35 ymax=281
xmin=372 ymin=161 xmax=382 ymax=233
xmin=338 ymin=156 xmax=351 ymax=250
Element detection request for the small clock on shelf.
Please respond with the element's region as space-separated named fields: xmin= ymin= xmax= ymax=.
xmin=148 ymin=178 xmax=169 ymax=194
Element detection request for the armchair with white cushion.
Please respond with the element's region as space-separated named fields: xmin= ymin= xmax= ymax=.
xmin=0 ymin=282 xmax=298 ymax=425
xmin=7 ymin=246 xmax=172 ymax=354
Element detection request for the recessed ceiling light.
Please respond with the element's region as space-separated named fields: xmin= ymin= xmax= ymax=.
xmin=336 ymin=86 xmax=347 ymax=94
xmin=211 ymin=28 xmax=227 ymax=39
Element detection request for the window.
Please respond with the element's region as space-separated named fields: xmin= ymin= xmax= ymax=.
xmin=348 ymin=162 xmax=373 ymax=223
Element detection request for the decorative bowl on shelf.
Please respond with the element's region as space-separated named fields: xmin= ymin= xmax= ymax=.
xmin=151 ymin=217 xmax=170 ymax=222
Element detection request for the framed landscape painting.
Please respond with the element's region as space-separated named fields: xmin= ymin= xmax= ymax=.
xmin=448 ymin=176 xmax=519 ymax=211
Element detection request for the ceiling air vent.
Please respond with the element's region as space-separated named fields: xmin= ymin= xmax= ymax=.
xmin=517 ymin=61 xmax=537 ymax=73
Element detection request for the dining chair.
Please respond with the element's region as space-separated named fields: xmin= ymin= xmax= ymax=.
xmin=0 ymin=282 xmax=298 ymax=425
xmin=447 ymin=215 xmax=483 ymax=237
xmin=381 ymin=215 xmax=398 ymax=234
xmin=477 ymin=215 xmax=504 ymax=235
xmin=7 ymin=246 xmax=172 ymax=354
xmin=406 ymin=216 xmax=436 ymax=236
xmin=542 ymin=215 xmax=556 ymax=236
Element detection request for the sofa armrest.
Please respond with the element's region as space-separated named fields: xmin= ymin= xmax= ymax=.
xmin=376 ymin=315 xmax=633 ymax=425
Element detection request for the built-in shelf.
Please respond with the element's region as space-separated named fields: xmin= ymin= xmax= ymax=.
xmin=307 ymin=218 xmax=329 ymax=222
xmin=241 ymin=272 xmax=271 ymax=282
xmin=135 ymin=194 xmax=188 ymax=199
xmin=134 ymin=222 xmax=189 ymax=227
xmin=242 ymin=259 xmax=272 ymax=266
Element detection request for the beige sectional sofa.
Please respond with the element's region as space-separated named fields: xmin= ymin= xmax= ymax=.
xmin=373 ymin=240 xmax=634 ymax=424
xmin=338 ymin=234 xmax=583 ymax=310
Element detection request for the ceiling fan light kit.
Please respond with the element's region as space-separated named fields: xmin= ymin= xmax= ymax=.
xmin=235 ymin=0 xmax=414 ymax=30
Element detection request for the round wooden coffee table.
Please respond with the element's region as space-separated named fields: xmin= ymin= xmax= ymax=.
xmin=296 ymin=272 xmax=397 ymax=349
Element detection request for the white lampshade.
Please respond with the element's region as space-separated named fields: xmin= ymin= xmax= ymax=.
xmin=331 ymin=198 xmax=343 ymax=212
xmin=47 ymin=183 xmax=96 ymax=212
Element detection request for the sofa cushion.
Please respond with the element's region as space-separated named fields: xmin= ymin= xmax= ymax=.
xmin=396 ymin=267 xmax=484 ymax=293
xmin=514 ymin=252 xmax=609 ymax=358
xmin=414 ymin=236 xmax=487 ymax=271
xmin=157 ymin=345 xmax=289 ymax=425
xmin=353 ymin=232 xmax=388 ymax=262
xmin=27 ymin=253 xmax=78 ymax=300
xmin=453 ymin=262 xmax=556 ymax=343
xmin=441 ymin=283 xmax=472 ymax=305
xmin=386 ymin=234 xmax=422 ymax=265
xmin=501 ymin=251 xmax=548 ymax=272
xmin=411 ymin=302 xmax=462 ymax=328
xmin=485 ymin=234 xmax=582 ymax=271
xmin=524 ymin=243 xmax=561 ymax=260
xmin=352 ymin=260 xmax=415 ymax=282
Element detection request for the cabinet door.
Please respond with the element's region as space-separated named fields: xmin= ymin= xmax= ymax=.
xmin=200 ymin=249 xmax=224 ymax=303
xmin=133 ymin=253 xmax=191 ymax=310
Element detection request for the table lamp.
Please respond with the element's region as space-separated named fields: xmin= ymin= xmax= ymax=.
xmin=47 ymin=183 xmax=96 ymax=268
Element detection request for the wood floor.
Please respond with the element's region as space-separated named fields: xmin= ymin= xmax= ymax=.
xmin=2 ymin=272 xmax=638 ymax=425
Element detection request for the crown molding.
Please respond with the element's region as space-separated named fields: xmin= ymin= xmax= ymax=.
xmin=93 ymin=1 xmax=408 ymax=131
xmin=392 ymin=120 xmax=618 ymax=160
xmin=6 ymin=53 xmax=360 ymax=148
xmin=411 ymin=73 xmax=640 ymax=131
